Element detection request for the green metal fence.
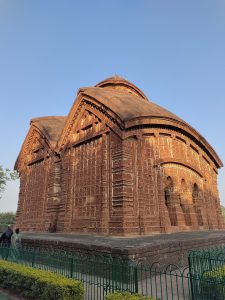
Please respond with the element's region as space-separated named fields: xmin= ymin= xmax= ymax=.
xmin=1 ymin=245 xmax=224 ymax=300
xmin=189 ymin=246 xmax=225 ymax=300
xmin=0 ymin=246 xmax=138 ymax=299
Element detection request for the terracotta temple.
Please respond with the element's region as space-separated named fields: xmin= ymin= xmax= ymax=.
xmin=15 ymin=77 xmax=224 ymax=235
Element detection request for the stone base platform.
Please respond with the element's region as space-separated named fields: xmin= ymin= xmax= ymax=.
xmin=21 ymin=230 xmax=225 ymax=267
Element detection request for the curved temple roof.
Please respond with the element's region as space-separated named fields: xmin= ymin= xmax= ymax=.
xmin=95 ymin=76 xmax=149 ymax=101
xmin=77 ymin=77 xmax=223 ymax=168
xmin=30 ymin=116 xmax=66 ymax=148
xmin=80 ymin=86 xmax=185 ymax=123
xmin=14 ymin=116 xmax=66 ymax=171
xmin=15 ymin=76 xmax=223 ymax=170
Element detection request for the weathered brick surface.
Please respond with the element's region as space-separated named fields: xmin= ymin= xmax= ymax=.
xmin=21 ymin=231 xmax=225 ymax=267
xmin=15 ymin=77 xmax=224 ymax=235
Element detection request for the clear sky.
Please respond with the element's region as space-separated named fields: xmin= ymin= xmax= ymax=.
xmin=0 ymin=0 xmax=225 ymax=212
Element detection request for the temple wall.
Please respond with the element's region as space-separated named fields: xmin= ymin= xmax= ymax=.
xmin=70 ymin=136 xmax=104 ymax=232
xmin=53 ymin=125 xmax=224 ymax=236
xmin=59 ymin=108 xmax=112 ymax=234
xmin=16 ymin=125 xmax=224 ymax=236
xmin=109 ymin=134 xmax=139 ymax=235
xmin=43 ymin=158 xmax=62 ymax=232
xmin=137 ymin=136 xmax=165 ymax=234
xmin=16 ymin=160 xmax=49 ymax=231
xmin=14 ymin=77 xmax=224 ymax=237
xmin=134 ymin=128 xmax=223 ymax=233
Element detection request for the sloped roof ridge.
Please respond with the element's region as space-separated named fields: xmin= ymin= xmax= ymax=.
xmin=96 ymin=75 xmax=128 ymax=84
xmin=30 ymin=115 xmax=66 ymax=123
xmin=95 ymin=76 xmax=148 ymax=101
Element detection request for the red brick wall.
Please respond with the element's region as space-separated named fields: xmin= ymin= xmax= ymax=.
xmin=16 ymin=113 xmax=224 ymax=235
xmin=16 ymin=160 xmax=49 ymax=231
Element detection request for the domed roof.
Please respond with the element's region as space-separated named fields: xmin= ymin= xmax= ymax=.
xmin=77 ymin=76 xmax=222 ymax=168
xmin=81 ymin=86 xmax=184 ymax=124
xmin=95 ymin=76 xmax=148 ymax=101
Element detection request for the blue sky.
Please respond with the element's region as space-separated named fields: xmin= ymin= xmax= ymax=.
xmin=0 ymin=0 xmax=225 ymax=212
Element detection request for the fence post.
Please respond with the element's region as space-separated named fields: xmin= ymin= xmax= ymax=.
xmin=134 ymin=265 xmax=138 ymax=294
xmin=188 ymin=253 xmax=195 ymax=300
xmin=70 ymin=256 xmax=74 ymax=278
xmin=31 ymin=248 xmax=36 ymax=267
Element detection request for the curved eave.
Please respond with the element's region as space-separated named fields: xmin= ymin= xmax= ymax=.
xmin=80 ymin=92 xmax=125 ymax=128
xmin=31 ymin=124 xmax=56 ymax=150
xmin=14 ymin=124 xmax=54 ymax=173
xmin=125 ymin=116 xmax=223 ymax=169
xmin=56 ymin=90 xmax=125 ymax=151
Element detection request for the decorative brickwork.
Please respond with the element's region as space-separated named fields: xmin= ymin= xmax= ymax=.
xmin=15 ymin=77 xmax=224 ymax=235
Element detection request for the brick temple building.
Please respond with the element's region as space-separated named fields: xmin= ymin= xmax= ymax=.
xmin=15 ymin=77 xmax=224 ymax=235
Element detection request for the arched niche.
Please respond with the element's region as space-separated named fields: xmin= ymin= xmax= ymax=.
xmin=192 ymin=183 xmax=204 ymax=226
xmin=164 ymin=176 xmax=174 ymax=204
xmin=164 ymin=176 xmax=178 ymax=226
xmin=192 ymin=183 xmax=199 ymax=200
xmin=180 ymin=179 xmax=192 ymax=226
xmin=180 ymin=179 xmax=187 ymax=197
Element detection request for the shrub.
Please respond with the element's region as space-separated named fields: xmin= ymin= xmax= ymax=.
xmin=197 ymin=266 xmax=225 ymax=299
xmin=0 ymin=260 xmax=84 ymax=299
xmin=203 ymin=265 xmax=225 ymax=280
xmin=105 ymin=291 xmax=156 ymax=300
xmin=0 ymin=212 xmax=16 ymax=233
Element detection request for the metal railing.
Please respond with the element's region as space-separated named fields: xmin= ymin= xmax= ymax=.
xmin=1 ymin=245 xmax=225 ymax=300
xmin=189 ymin=246 xmax=225 ymax=300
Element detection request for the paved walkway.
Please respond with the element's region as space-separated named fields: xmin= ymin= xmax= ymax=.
xmin=0 ymin=288 xmax=26 ymax=300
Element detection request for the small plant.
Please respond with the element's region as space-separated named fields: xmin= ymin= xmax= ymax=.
xmin=197 ymin=266 xmax=225 ymax=299
xmin=105 ymin=291 xmax=156 ymax=300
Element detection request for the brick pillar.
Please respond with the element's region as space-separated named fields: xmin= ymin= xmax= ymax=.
xmin=193 ymin=195 xmax=209 ymax=229
xmin=167 ymin=192 xmax=186 ymax=229
xmin=157 ymin=168 xmax=172 ymax=233
xmin=44 ymin=159 xmax=61 ymax=232
xmin=100 ymin=133 xmax=110 ymax=234
xmin=120 ymin=138 xmax=139 ymax=235
xmin=181 ymin=203 xmax=199 ymax=229
xmin=108 ymin=135 xmax=124 ymax=235
xmin=109 ymin=136 xmax=140 ymax=235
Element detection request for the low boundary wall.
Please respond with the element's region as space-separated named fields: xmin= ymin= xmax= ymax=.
xmin=21 ymin=230 xmax=225 ymax=267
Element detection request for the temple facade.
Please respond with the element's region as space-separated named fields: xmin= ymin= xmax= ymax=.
xmin=15 ymin=77 xmax=224 ymax=235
